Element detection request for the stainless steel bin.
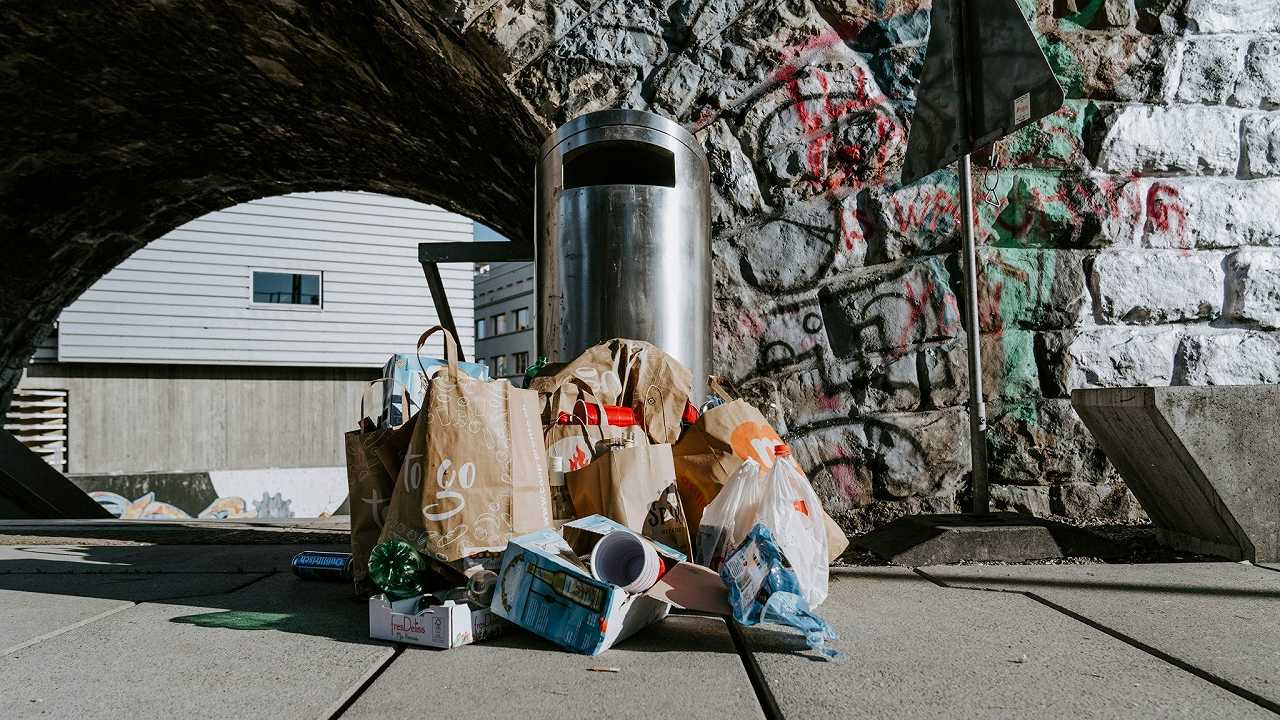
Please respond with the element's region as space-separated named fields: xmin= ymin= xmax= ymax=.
xmin=536 ymin=109 xmax=711 ymax=401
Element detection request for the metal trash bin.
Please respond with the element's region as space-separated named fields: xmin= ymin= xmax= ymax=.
xmin=537 ymin=109 xmax=711 ymax=401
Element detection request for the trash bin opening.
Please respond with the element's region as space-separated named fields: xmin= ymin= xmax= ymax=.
xmin=562 ymin=140 xmax=676 ymax=189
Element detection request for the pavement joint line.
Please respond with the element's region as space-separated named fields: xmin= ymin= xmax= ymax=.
xmin=324 ymin=644 xmax=403 ymax=720
xmin=1253 ymin=563 xmax=1280 ymax=575
xmin=2 ymin=601 xmax=135 ymax=656
xmin=724 ymin=616 xmax=784 ymax=720
xmin=914 ymin=568 xmax=1280 ymax=716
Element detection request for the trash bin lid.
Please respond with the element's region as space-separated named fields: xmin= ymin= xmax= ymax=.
xmin=540 ymin=109 xmax=703 ymax=161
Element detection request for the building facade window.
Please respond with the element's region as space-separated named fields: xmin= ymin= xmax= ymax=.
xmin=495 ymin=354 xmax=509 ymax=377
xmin=250 ymin=270 xmax=321 ymax=307
xmin=515 ymin=308 xmax=530 ymax=331
xmin=476 ymin=318 xmax=486 ymax=339
xmin=493 ymin=313 xmax=508 ymax=335
xmin=514 ymin=351 xmax=529 ymax=375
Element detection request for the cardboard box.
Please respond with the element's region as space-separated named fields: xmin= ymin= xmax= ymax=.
xmin=368 ymin=593 xmax=509 ymax=649
xmin=489 ymin=515 xmax=730 ymax=655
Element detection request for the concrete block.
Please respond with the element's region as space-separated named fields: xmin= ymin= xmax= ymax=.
xmin=1072 ymin=385 xmax=1280 ymax=561
xmin=1242 ymin=114 xmax=1280 ymax=178
xmin=1065 ymin=327 xmax=1182 ymax=389
xmin=1096 ymin=106 xmax=1241 ymax=176
xmin=1224 ymin=249 xmax=1280 ymax=327
xmin=1175 ymin=36 xmax=1247 ymax=105
xmin=742 ymin=567 xmax=1274 ymax=719
xmin=1177 ymin=331 xmax=1280 ymax=384
xmin=1141 ymin=179 xmax=1280 ymax=250
xmin=1182 ymin=0 xmax=1280 ymax=33
xmin=1090 ymin=250 xmax=1224 ymax=324
xmin=1233 ymin=39 xmax=1280 ymax=108
xmin=1047 ymin=32 xmax=1174 ymax=103
xmin=922 ymin=562 xmax=1280 ymax=709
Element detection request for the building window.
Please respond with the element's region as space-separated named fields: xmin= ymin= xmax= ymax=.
xmin=251 ymin=270 xmax=321 ymax=307
xmin=514 ymin=352 xmax=529 ymax=375
xmin=493 ymin=313 xmax=508 ymax=335
xmin=476 ymin=318 xmax=486 ymax=340
xmin=515 ymin=308 xmax=530 ymax=331
xmin=495 ymin=354 xmax=509 ymax=377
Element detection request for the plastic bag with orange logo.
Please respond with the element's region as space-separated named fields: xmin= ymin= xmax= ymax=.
xmin=758 ymin=445 xmax=829 ymax=607
xmin=673 ymin=379 xmax=848 ymax=571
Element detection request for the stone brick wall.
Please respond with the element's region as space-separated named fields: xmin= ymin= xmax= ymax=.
xmin=4 ymin=0 xmax=1277 ymax=532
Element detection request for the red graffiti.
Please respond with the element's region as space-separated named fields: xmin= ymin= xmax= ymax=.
xmin=891 ymin=188 xmax=960 ymax=235
xmin=783 ymin=65 xmax=901 ymax=196
xmin=1146 ymin=181 xmax=1191 ymax=254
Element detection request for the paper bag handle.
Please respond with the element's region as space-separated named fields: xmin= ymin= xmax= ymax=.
xmin=707 ymin=375 xmax=741 ymax=402
xmin=416 ymin=325 xmax=461 ymax=378
xmin=357 ymin=378 xmax=418 ymax=429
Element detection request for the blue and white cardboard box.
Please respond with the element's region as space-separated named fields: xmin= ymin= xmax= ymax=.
xmin=379 ymin=353 xmax=490 ymax=427
xmin=489 ymin=515 xmax=729 ymax=655
xmin=368 ymin=593 xmax=509 ymax=649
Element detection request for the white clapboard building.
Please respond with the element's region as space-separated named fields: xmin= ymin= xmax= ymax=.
xmin=12 ymin=191 xmax=477 ymax=519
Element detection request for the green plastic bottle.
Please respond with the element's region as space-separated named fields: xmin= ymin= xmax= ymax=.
xmin=367 ymin=539 xmax=428 ymax=600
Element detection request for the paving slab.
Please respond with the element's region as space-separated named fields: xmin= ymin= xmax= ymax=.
xmin=1261 ymin=563 xmax=1279 ymax=573
xmin=740 ymin=567 xmax=1273 ymax=719
xmin=0 ymin=573 xmax=391 ymax=719
xmin=921 ymin=562 xmax=1280 ymax=710
xmin=0 ymin=544 xmax=321 ymax=574
xmin=0 ymin=572 xmax=269 ymax=653
xmin=344 ymin=613 xmax=764 ymax=720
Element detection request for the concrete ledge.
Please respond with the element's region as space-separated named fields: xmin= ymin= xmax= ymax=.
xmin=854 ymin=513 xmax=1118 ymax=566
xmin=1072 ymin=385 xmax=1280 ymax=562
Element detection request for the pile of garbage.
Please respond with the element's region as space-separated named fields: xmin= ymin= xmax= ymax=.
xmin=299 ymin=328 xmax=847 ymax=659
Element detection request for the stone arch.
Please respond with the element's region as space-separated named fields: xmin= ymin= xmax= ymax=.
xmin=0 ymin=3 xmax=550 ymax=401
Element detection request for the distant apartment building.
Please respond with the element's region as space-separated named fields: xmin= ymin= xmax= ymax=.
xmin=9 ymin=191 xmax=476 ymax=518
xmin=473 ymin=262 xmax=536 ymax=384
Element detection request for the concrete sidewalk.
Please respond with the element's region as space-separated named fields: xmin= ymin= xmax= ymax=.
xmin=0 ymin=522 xmax=1277 ymax=719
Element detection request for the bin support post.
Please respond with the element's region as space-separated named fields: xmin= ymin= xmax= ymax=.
xmin=421 ymin=260 xmax=466 ymax=363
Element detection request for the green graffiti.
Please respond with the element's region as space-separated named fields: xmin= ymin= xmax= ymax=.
xmin=978 ymin=248 xmax=1058 ymax=410
xmin=171 ymin=610 xmax=295 ymax=631
xmin=1056 ymin=0 xmax=1106 ymax=30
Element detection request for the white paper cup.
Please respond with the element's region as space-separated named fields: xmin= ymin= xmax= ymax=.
xmin=590 ymin=530 xmax=661 ymax=593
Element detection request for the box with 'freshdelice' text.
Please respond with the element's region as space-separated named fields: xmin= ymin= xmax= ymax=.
xmin=368 ymin=593 xmax=508 ymax=649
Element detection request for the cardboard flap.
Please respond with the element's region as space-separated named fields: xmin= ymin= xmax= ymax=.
xmin=563 ymin=515 xmax=687 ymax=562
xmin=642 ymin=562 xmax=731 ymax=615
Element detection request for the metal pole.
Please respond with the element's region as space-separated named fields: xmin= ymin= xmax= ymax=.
xmin=420 ymin=260 xmax=466 ymax=363
xmin=958 ymin=154 xmax=990 ymax=514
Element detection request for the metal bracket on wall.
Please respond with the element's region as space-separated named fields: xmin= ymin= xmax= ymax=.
xmin=418 ymin=239 xmax=535 ymax=364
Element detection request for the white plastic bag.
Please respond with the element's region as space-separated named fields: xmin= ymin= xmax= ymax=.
xmin=694 ymin=458 xmax=763 ymax=570
xmin=758 ymin=446 xmax=829 ymax=608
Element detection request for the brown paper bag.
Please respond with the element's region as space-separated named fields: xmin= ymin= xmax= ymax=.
xmin=344 ymin=380 xmax=417 ymax=591
xmin=566 ymin=435 xmax=693 ymax=558
xmin=380 ymin=326 xmax=553 ymax=565
xmin=674 ymin=378 xmax=849 ymax=562
xmin=530 ymin=338 xmax=692 ymax=445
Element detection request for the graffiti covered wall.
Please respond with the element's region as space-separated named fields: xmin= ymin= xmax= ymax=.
xmin=482 ymin=0 xmax=1280 ymax=530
